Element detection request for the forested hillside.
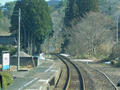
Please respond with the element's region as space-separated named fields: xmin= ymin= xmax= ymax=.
xmin=0 ymin=0 xmax=120 ymax=61
xmin=52 ymin=0 xmax=120 ymax=60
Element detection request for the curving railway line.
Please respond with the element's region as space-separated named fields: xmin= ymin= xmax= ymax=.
xmin=54 ymin=54 xmax=85 ymax=90
xmin=53 ymin=54 xmax=118 ymax=90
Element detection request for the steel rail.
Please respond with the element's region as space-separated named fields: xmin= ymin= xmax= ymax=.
xmin=56 ymin=55 xmax=70 ymax=90
xmin=89 ymin=65 xmax=118 ymax=90
xmin=56 ymin=54 xmax=85 ymax=90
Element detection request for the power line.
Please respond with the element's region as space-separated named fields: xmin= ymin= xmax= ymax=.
xmin=21 ymin=14 xmax=50 ymax=39
xmin=21 ymin=13 xmax=37 ymax=31
xmin=21 ymin=16 xmax=40 ymax=37
xmin=21 ymin=20 xmax=29 ymax=45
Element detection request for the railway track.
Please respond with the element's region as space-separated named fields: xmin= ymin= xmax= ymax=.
xmin=53 ymin=54 xmax=118 ymax=90
xmin=75 ymin=62 xmax=118 ymax=90
xmin=54 ymin=54 xmax=85 ymax=90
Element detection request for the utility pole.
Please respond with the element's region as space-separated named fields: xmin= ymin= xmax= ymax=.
xmin=116 ymin=13 xmax=120 ymax=58
xmin=17 ymin=8 xmax=21 ymax=71
xmin=117 ymin=14 xmax=119 ymax=46
xmin=45 ymin=39 xmax=46 ymax=61
xmin=48 ymin=33 xmax=49 ymax=57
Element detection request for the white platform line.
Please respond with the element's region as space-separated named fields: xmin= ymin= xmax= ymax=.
xmin=38 ymin=79 xmax=48 ymax=82
xmin=24 ymin=78 xmax=38 ymax=86
xmin=18 ymin=78 xmax=38 ymax=90
xmin=51 ymin=70 xmax=58 ymax=72
xmin=38 ymin=79 xmax=49 ymax=84
xmin=44 ymin=62 xmax=55 ymax=73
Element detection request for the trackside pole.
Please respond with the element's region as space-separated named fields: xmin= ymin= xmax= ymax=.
xmin=17 ymin=8 xmax=21 ymax=71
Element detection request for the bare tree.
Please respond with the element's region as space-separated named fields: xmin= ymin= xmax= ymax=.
xmin=64 ymin=12 xmax=114 ymax=56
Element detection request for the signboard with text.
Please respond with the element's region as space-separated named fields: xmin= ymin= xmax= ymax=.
xmin=2 ymin=51 xmax=10 ymax=70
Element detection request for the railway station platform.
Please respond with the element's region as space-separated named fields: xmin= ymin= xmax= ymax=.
xmin=7 ymin=58 xmax=61 ymax=90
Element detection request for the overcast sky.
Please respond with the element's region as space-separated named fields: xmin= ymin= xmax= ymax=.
xmin=0 ymin=0 xmax=50 ymax=6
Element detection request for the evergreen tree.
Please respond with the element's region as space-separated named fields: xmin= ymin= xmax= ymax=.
xmin=3 ymin=2 xmax=16 ymax=19
xmin=9 ymin=2 xmax=22 ymax=35
xmin=0 ymin=7 xmax=3 ymax=19
xmin=64 ymin=1 xmax=71 ymax=26
xmin=91 ymin=0 xmax=99 ymax=12
xmin=77 ymin=0 xmax=99 ymax=17
xmin=64 ymin=0 xmax=99 ymax=26
xmin=10 ymin=1 xmax=23 ymax=34
xmin=0 ymin=7 xmax=3 ymax=30
xmin=10 ymin=0 xmax=52 ymax=54
xmin=4 ymin=2 xmax=16 ymax=11
xmin=10 ymin=0 xmax=52 ymax=41
xmin=73 ymin=2 xmax=79 ymax=20
xmin=58 ymin=0 xmax=68 ymax=8
xmin=24 ymin=0 xmax=52 ymax=41
xmin=64 ymin=0 xmax=79 ymax=26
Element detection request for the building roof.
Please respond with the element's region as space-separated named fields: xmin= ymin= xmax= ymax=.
xmin=0 ymin=36 xmax=16 ymax=44
xmin=11 ymin=51 xmax=31 ymax=57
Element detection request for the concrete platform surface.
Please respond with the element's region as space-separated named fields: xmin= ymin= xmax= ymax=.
xmin=7 ymin=59 xmax=61 ymax=90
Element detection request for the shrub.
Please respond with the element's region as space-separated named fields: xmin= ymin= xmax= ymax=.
xmin=116 ymin=63 xmax=120 ymax=67
xmin=116 ymin=60 xmax=120 ymax=67
xmin=110 ymin=59 xmax=120 ymax=67
xmin=2 ymin=76 xmax=7 ymax=90
xmin=0 ymin=72 xmax=13 ymax=89
xmin=1 ymin=73 xmax=13 ymax=85
xmin=9 ymin=47 xmax=17 ymax=56
xmin=76 ymin=55 xmax=88 ymax=59
xmin=0 ymin=46 xmax=17 ymax=56
xmin=111 ymin=60 xmax=117 ymax=66
xmin=100 ymin=57 xmax=110 ymax=62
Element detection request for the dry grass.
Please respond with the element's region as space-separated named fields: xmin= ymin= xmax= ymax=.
xmin=22 ymin=64 xmax=34 ymax=68
xmin=20 ymin=64 xmax=34 ymax=71
xmin=0 ymin=64 xmax=34 ymax=73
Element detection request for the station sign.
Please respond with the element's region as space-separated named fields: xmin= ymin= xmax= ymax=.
xmin=2 ymin=51 xmax=10 ymax=70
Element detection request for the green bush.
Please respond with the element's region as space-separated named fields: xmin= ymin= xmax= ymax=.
xmin=110 ymin=59 xmax=120 ymax=67
xmin=100 ymin=57 xmax=110 ymax=62
xmin=0 ymin=72 xmax=13 ymax=90
xmin=9 ymin=47 xmax=17 ymax=56
xmin=111 ymin=60 xmax=117 ymax=66
xmin=116 ymin=60 xmax=120 ymax=67
xmin=1 ymin=73 xmax=13 ymax=85
xmin=2 ymin=76 xmax=7 ymax=90
xmin=0 ymin=46 xmax=17 ymax=56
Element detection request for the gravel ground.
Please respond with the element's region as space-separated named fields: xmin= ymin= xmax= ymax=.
xmin=76 ymin=62 xmax=117 ymax=90
xmin=55 ymin=58 xmax=118 ymax=90
xmin=54 ymin=63 xmax=67 ymax=90
xmin=88 ymin=61 xmax=120 ymax=90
